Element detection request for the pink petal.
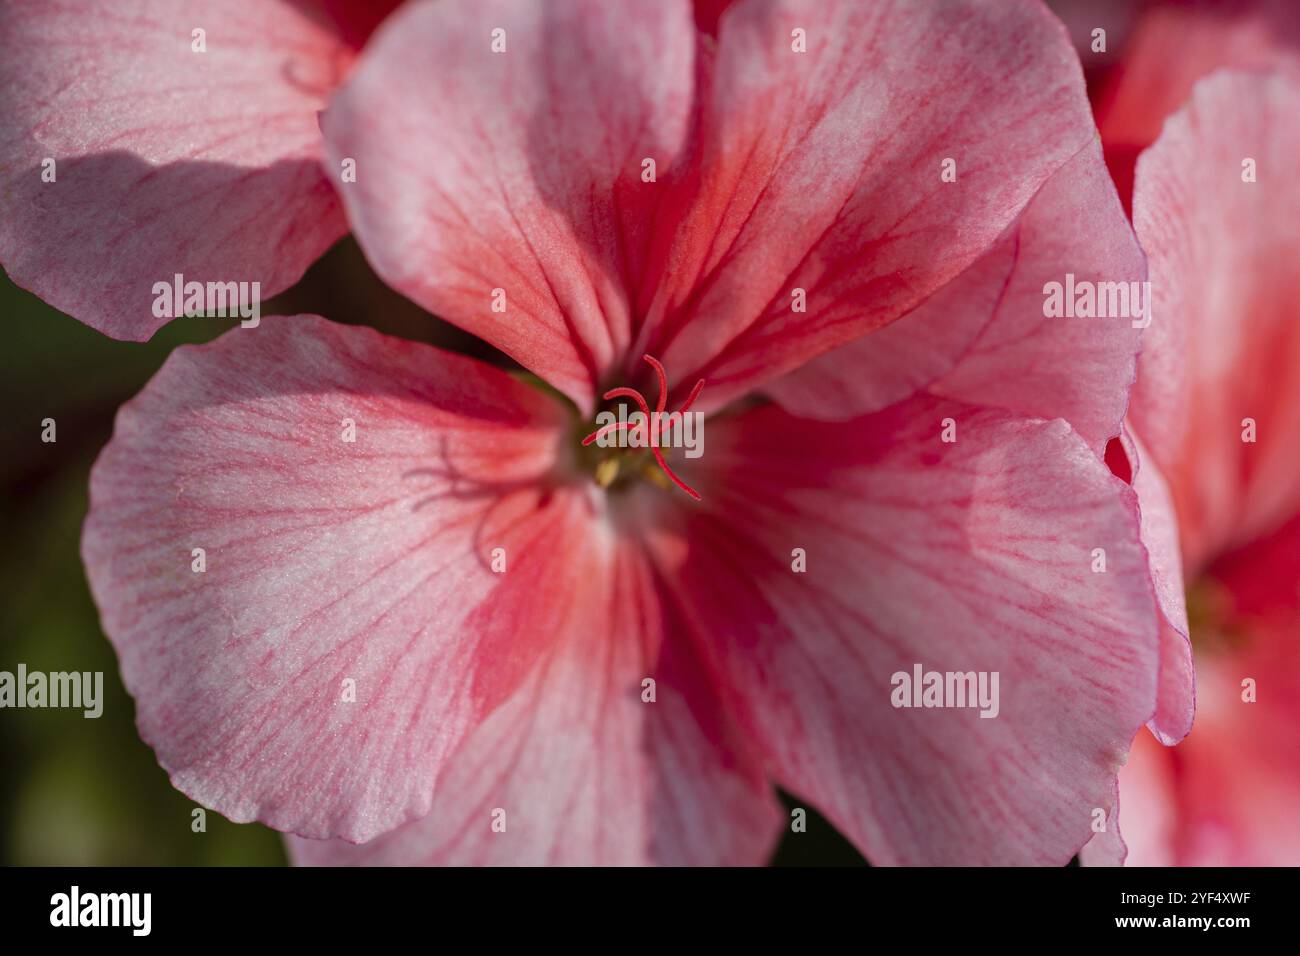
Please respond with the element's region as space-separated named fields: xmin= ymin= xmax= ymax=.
xmin=1079 ymin=731 xmax=1176 ymax=867
xmin=1119 ymin=428 xmax=1195 ymax=744
xmin=289 ymin=582 xmax=781 ymax=866
xmin=1097 ymin=0 xmax=1300 ymax=155
xmin=323 ymin=0 xmax=1098 ymax=411
xmin=638 ymin=0 xmax=1105 ymax=410
xmin=640 ymin=396 xmax=1162 ymax=865
xmin=1129 ymin=70 xmax=1300 ymax=571
xmin=1155 ymin=530 xmax=1300 ymax=864
xmin=82 ymin=315 xmax=599 ymax=842
xmin=927 ymin=143 xmax=1145 ymax=454
xmin=766 ymin=140 xmax=1146 ymax=453
xmin=0 ymin=0 xmax=396 ymax=340
xmin=761 ymin=230 xmax=1012 ymax=420
xmin=1084 ymin=1 xmax=1300 ymax=211
xmin=1119 ymin=629 xmax=1300 ymax=865
xmin=320 ymin=0 xmax=697 ymax=412
xmin=1091 ymin=515 xmax=1300 ymax=866
xmin=1075 ymin=778 xmax=1124 ymax=866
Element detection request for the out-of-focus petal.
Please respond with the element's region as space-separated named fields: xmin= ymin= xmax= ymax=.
xmin=1129 ymin=69 xmax=1300 ymax=570
xmin=0 ymin=0 xmax=397 ymax=339
xmin=1096 ymin=0 xmax=1300 ymax=153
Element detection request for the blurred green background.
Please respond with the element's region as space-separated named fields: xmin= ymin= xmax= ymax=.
xmin=0 ymin=241 xmax=865 ymax=866
xmin=1 ymin=272 xmax=283 ymax=864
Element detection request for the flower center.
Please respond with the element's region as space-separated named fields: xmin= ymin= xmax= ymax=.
xmin=579 ymin=354 xmax=705 ymax=500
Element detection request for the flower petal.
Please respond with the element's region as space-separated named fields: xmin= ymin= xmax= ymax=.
xmin=323 ymin=0 xmax=1098 ymax=411
xmin=641 ymin=396 xmax=1161 ymax=865
xmin=1130 ymin=69 xmax=1300 ymax=570
xmin=1118 ymin=428 xmax=1194 ymax=744
xmin=1156 ymin=513 xmax=1300 ymax=865
xmin=0 ymin=0 xmax=396 ymax=339
xmin=1104 ymin=516 xmax=1300 ymax=869
xmin=637 ymin=0 xmax=1104 ymax=410
xmin=1107 ymin=515 xmax=1300 ymax=866
xmin=926 ymin=142 xmax=1145 ymax=454
xmin=1096 ymin=0 xmax=1300 ymax=154
xmin=288 ymin=577 xmax=783 ymax=866
xmin=321 ymin=0 xmax=697 ymax=412
xmin=765 ymin=139 xmax=1146 ymax=453
xmin=1079 ymin=732 xmax=1174 ymax=867
xmin=82 ymin=315 xmax=597 ymax=842
xmin=761 ymin=229 xmax=1011 ymax=420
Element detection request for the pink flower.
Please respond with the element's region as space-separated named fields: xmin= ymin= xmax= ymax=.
xmin=1092 ymin=0 xmax=1299 ymax=152
xmin=1082 ymin=65 xmax=1300 ymax=866
xmin=1051 ymin=0 xmax=1300 ymax=206
xmin=3 ymin=0 xmax=1176 ymax=864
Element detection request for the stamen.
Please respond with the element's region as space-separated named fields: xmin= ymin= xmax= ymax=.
xmin=678 ymin=377 xmax=706 ymax=413
xmin=643 ymin=354 xmax=669 ymax=411
xmin=579 ymin=353 xmax=705 ymax=500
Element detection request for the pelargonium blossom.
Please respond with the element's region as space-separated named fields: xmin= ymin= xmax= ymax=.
xmin=1052 ymin=0 xmax=1300 ymax=208
xmin=1081 ymin=66 xmax=1300 ymax=866
xmin=1 ymin=0 xmax=1183 ymax=864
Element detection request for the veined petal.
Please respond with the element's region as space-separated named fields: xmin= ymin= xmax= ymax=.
xmin=83 ymin=315 xmax=589 ymax=842
xmin=321 ymin=0 xmax=697 ymax=412
xmin=767 ymin=139 xmax=1147 ymax=454
xmin=639 ymin=0 xmax=1104 ymax=410
xmin=640 ymin=396 xmax=1162 ymax=865
xmin=762 ymin=229 xmax=1011 ymax=421
xmin=323 ymin=0 xmax=1100 ymax=412
xmin=289 ymin=562 xmax=782 ymax=866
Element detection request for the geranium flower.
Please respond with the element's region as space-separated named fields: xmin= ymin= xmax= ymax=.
xmin=2 ymin=0 xmax=1178 ymax=864
xmin=1051 ymin=0 xmax=1300 ymax=206
xmin=1082 ymin=67 xmax=1300 ymax=865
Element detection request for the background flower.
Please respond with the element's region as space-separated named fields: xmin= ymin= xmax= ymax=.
xmin=1086 ymin=68 xmax=1300 ymax=866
